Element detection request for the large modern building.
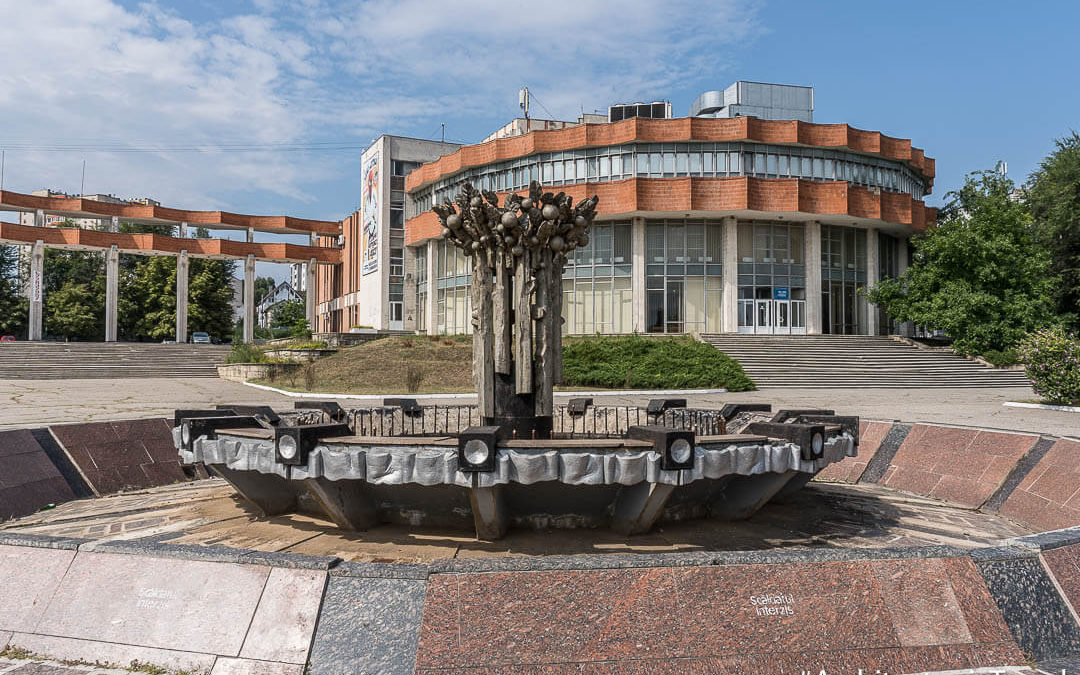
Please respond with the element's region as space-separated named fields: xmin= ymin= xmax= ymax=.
xmin=315 ymin=82 xmax=935 ymax=338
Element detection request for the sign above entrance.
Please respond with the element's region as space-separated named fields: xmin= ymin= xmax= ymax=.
xmin=773 ymin=287 xmax=789 ymax=300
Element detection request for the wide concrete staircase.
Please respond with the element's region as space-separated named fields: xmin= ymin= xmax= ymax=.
xmin=700 ymin=334 xmax=1031 ymax=388
xmin=0 ymin=342 xmax=231 ymax=379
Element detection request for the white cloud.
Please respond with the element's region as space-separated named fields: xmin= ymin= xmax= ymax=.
xmin=0 ymin=0 xmax=762 ymax=216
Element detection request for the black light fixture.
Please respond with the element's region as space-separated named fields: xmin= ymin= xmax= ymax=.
xmin=179 ymin=415 xmax=263 ymax=451
xmin=795 ymin=415 xmax=860 ymax=446
xmin=173 ymin=409 xmax=234 ymax=428
xmin=294 ymin=401 xmax=347 ymax=423
xmin=628 ymin=425 xmax=696 ymax=471
xmin=274 ymin=422 xmax=352 ymax=465
xmin=718 ymin=403 xmax=772 ymax=421
xmin=567 ymin=398 xmax=593 ymax=417
xmin=216 ymin=404 xmax=281 ymax=425
xmin=646 ymin=398 xmax=687 ymax=415
xmin=770 ymin=409 xmax=834 ymax=424
xmin=383 ymin=398 xmax=424 ymax=417
xmin=457 ymin=426 xmax=502 ymax=473
xmin=746 ymin=422 xmax=827 ymax=461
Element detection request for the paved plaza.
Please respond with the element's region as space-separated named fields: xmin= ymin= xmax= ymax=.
xmin=0 ymin=377 xmax=1072 ymax=437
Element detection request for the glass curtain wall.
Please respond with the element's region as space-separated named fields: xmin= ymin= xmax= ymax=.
xmin=434 ymin=239 xmax=472 ymax=334
xmin=415 ymin=245 xmax=427 ymax=333
xmin=645 ymin=220 xmax=723 ymax=334
xmin=736 ymin=223 xmax=806 ymax=333
xmin=562 ymin=223 xmax=633 ymax=334
xmin=821 ymin=225 xmax=868 ymax=335
xmin=876 ymin=233 xmax=899 ymax=335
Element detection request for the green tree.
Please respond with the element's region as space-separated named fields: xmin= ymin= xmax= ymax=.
xmin=868 ymin=170 xmax=1060 ymax=355
xmin=1026 ymin=131 xmax=1080 ymax=330
xmin=270 ymin=298 xmax=305 ymax=330
xmin=45 ymin=281 xmax=99 ymax=340
xmin=131 ymin=256 xmax=177 ymax=340
xmin=0 ymin=245 xmax=27 ymax=336
xmin=254 ymin=276 xmax=275 ymax=304
xmin=188 ymin=258 xmax=236 ymax=339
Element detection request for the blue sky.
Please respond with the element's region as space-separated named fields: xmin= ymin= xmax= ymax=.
xmin=0 ymin=0 xmax=1077 ymax=280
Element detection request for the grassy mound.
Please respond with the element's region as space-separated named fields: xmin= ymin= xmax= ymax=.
xmin=256 ymin=333 xmax=754 ymax=394
xmin=562 ymin=335 xmax=755 ymax=391
xmin=257 ymin=335 xmax=474 ymax=394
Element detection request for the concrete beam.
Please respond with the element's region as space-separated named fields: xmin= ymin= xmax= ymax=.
xmin=304 ymin=477 xmax=379 ymax=531
xmin=305 ymin=258 xmax=317 ymax=329
xmin=722 ymin=215 xmax=738 ymax=333
xmin=209 ymin=465 xmax=298 ymax=517
xmin=469 ymin=481 xmax=508 ymax=540
xmin=176 ymin=250 xmax=189 ymax=343
xmin=243 ymin=254 xmax=256 ymax=343
xmin=104 ymin=245 xmax=119 ymax=342
xmin=611 ymin=481 xmax=676 ymax=535
xmin=709 ymin=471 xmax=798 ymax=521
xmin=805 ymin=221 xmax=822 ymax=335
xmin=28 ymin=240 xmax=44 ymax=341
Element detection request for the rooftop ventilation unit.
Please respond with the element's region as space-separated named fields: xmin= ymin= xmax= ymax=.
xmin=608 ymin=101 xmax=672 ymax=123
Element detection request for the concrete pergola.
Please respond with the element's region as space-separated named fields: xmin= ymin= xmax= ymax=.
xmin=0 ymin=190 xmax=342 ymax=343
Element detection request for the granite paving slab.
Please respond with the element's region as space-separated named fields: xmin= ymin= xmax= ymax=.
xmin=1041 ymin=542 xmax=1080 ymax=618
xmin=0 ymin=430 xmax=77 ymax=521
xmin=34 ymin=552 xmax=270 ymax=656
xmin=209 ymin=658 xmax=304 ymax=675
xmin=976 ymin=556 xmax=1080 ymax=660
xmin=414 ymin=556 xmax=1024 ymax=670
xmin=3 ymin=634 xmax=216 ymax=674
xmin=307 ymin=576 xmax=427 ymax=675
xmin=0 ymin=545 xmax=77 ymax=633
xmin=814 ymin=420 xmax=893 ymax=484
xmin=1001 ymin=438 xmax=1080 ymax=532
xmin=239 ymin=567 xmax=327 ymax=663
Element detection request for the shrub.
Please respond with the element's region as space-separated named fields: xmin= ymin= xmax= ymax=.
xmin=981 ymin=348 xmax=1019 ymax=367
xmin=405 ymin=365 xmax=424 ymax=393
xmin=1017 ymin=327 xmax=1080 ymax=405
xmin=226 ymin=342 xmax=267 ymax=364
xmin=562 ymin=335 xmax=755 ymax=391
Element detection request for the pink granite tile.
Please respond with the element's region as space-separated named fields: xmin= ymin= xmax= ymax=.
xmin=872 ymin=558 xmax=972 ymax=647
xmin=1001 ymin=438 xmax=1080 ymax=532
xmin=1043 ymin=543 xmax=1080 ymax=614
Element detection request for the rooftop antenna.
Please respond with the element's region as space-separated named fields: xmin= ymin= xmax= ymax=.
xmin=519 ymin=86 xmax=530 ymax=121
xmin=441 ymin=123 xmax=445 ymax=143
xmin=1 ymin=149 xmax=5 ymax=191
xmin=80 ymin=159 xmax=86 ymax=195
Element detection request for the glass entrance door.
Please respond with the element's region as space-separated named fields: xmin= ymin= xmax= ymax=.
xmin=740 ymin=298 xmax=806 ymax=334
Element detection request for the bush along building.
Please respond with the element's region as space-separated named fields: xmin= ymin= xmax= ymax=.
xmin=315 ymin=82 xmax=935 ymax=338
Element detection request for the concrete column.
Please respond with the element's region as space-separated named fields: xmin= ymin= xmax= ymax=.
xmin=110 ymin=216 xmax=119 ymax=233
xmin=175 ymin=250 xmax=189 ymax=343
xmin=631 ymin=216 xmax=646 ymax=333
xmin=28 ymin=240 xmax=44 ymax=341
xmin=105 ymin=245 xmax=119 ymax=342
xmin=470 ymin=480 xmax=508 ymax=540
xmin=246 ymin=227 xmax=255 ymax=243
xmin=306 ymin=258 xmax=317 ymax=329
xmin=304 ymin=477 xmax=379 ymax=531
xmin=425 ymin=240 xmax=437 ymax=335
xmin=243 ymin=254 xmax=256 ymax=343
xmin=210 ymin=466 xmax=298 ymax=517
xmin=865 ymin=227 xmax=879 ymax=336
xmin=721 ymin=215 xmax=739 ymax=333
xmin=709 ymin=471 xmax=798 ymax=521
xmin=611 ymin=481 xmax=676 ymax=535
xmin=33 ymin=209 xmax=44 ymax=227
xmin=805 ymin=221 xmax=823 ymax=335
xmin=179 ymin=221 xmax=188 ymax=238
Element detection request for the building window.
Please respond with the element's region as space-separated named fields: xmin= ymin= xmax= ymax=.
xmin=644 ymin=220 xmax=723 ymax=334
xmin=821 ymin=224 xmax=867 ymax=335
xmin=561 ymin=223 xmax=633 ymax=334
xmin=434 ymin=239 xmax=472 ymax=334
xmin=736 ymin=222 xmax=806 ymax=334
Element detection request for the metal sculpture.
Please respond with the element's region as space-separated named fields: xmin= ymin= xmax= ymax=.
xmin=432 ymin=181 xmax=598 ymax=437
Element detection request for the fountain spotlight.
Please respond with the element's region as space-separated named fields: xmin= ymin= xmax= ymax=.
xmin=770 ymin=409 xmax=835 ymax=423
xmin=216 ymin=404 xmax=281 ymax=425
xmin=567 ymin=398 xmax=593 ymax=417
xmin=173 ymin=409 xmax=234 ymax=428
xmin=646 ymin=398 xmax=687 ymax=415
xmin=746 ymin=422 xmax=827 ymax=461
xmin=458 ymin=426 xmax=502 ymax=473
xmin=179 ymin=415 xmax=263 ymax=451
xmin=628 ymin=425 xmax=697 ymax=471
xmin=274 ymin=423 xmax=352 ymax=465
xmin=383 ymin=398 xmax=424 ymax=417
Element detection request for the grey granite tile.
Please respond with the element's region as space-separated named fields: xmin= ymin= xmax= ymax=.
xmin=330 ymin=561 xmax=429 ymax=580
xmin=0 ymin=533 xmax=88 ymax=551
xmin=858 ymin=422 xmax=910 ymax=484
xmin=238 ymin=550 xmax=340 ymax=570
xmin=306 ymin=576 xmax=426 ymax=675
xmin=78 ymin=540 xmax=253 ymax=564
xmin=1010 ymin=526 xmax=1080 ymax=552
xmin=977 ymin=557 xmax=1080 ymax=660
xmin=970 ymin=544 xmax=1040 ymax=563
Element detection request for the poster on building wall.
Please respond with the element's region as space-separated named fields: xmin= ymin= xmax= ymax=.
xmin=361 ymin=151 xmax=380 ymax=276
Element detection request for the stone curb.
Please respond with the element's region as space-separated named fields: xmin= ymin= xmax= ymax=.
xmin=1004 ymin=401 xmax=1080 ymax=413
